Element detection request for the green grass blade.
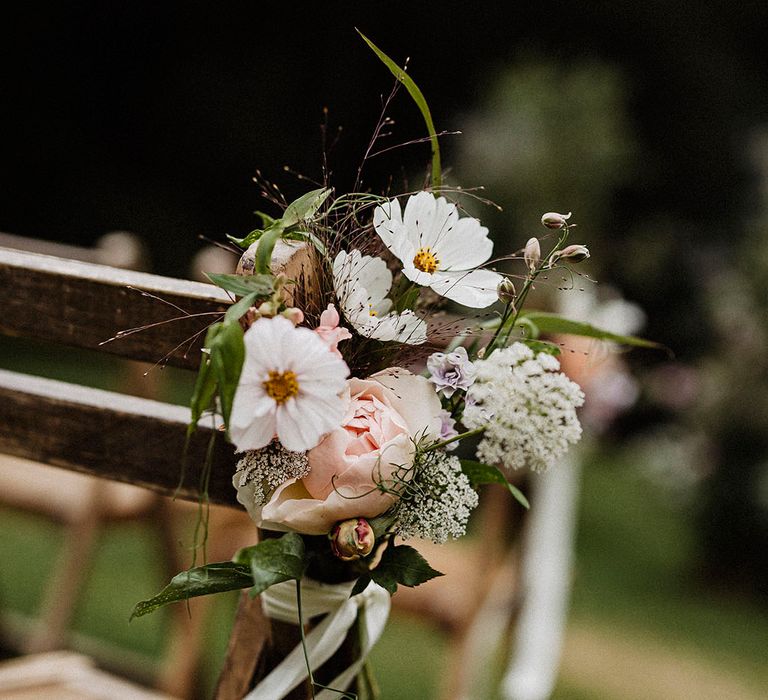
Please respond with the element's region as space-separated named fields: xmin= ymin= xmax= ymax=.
xmin=357 ymin=30 xmax=441 ymax=192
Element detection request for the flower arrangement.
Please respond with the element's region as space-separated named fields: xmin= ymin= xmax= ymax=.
xmin=130 ymin=32 xmax=655 ymax=699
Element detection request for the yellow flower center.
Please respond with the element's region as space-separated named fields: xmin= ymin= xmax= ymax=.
xmin=263 ymin=370 xmax=299 ymax=404
xmin=368 ymin=305 xmax=378 ymax=317
xmin=413 ymin=247 xmax=439 ymax=274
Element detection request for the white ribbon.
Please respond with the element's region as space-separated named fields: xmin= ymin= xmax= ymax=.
xmin=243 ymin=578 xmax=391 ymax=700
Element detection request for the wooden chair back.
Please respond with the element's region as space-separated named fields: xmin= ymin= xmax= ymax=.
xmin=0 ymin=243 xmax=577 ymax=700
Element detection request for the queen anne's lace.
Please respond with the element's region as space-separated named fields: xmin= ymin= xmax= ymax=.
xmin=234 ymin=442 xmax=311 ymax=507
xmin=463 ymin=343 xmax=585 ymax=473
xmin=394 ymin=451 xmax=479 ymax=544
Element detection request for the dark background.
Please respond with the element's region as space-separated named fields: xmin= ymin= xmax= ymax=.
xmin=2 ymin=3 xmax=766 ymax=283
xmin=3 ymin=2 xmax=768 ymax=592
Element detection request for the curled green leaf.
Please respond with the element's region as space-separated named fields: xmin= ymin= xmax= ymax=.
xmin=233 ymin=532 xmax=307 ymax=598
xmin=460 ymin=459 xmax=530 ymax=509
xmin=131 ymin=562 xmax=253 ymax=620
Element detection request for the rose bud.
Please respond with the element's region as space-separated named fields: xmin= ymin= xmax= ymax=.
xmin=329 ymin=518 xmax=375 ymax=561
xmin=557 ymin=243 xmax=590 ymax=263
xmin=497 ymin=277 xmax=517 ymax=304
xmin=541 ymin=212 xmax=572 ymax=229
xmin=524 ymin=237 xmax=541 ymax=271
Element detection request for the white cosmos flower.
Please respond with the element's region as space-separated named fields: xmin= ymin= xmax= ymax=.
xmin=373 ymin=191 xmax=503 ymax=308
xmin=229 ymin=315 xmax=349 ymax=453
xmin=333 ymin=249 xmax=428 ymax=345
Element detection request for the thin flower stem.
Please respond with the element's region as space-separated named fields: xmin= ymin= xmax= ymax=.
xmin=425 ymin=427 xmax=485 ymax=452
xmin=489 ymin=224 xmax=572 ymax=353
xmin=296 ymin=579 xmax=317 ymax=700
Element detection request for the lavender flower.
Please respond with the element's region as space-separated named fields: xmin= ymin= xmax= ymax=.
xmin=438 ymin=409 xmax=460 ymax=451
xmin=427 ymin=346 xmax=477 ymax=398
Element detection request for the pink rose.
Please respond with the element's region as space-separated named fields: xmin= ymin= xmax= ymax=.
xmin=235 ymin=368 xmax=442 ymax=535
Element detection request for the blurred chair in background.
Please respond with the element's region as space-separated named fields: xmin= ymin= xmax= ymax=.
xmin=500 ymin=288 xmax=644 ymax=700
xmin=391 ymin=286 xmax=645 ymax=700
xmin=0 ymin=231 xmax=251 ymax=699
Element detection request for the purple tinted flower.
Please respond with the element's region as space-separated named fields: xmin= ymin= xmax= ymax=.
xmin=438 ymin=410 xmax=460 ymax=451
xmin=427 ymin=346 xmax=477 ymax=398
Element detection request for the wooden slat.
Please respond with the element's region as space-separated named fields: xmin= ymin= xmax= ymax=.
xmin=0 ymin=369 xmax=238 ymax=506
xmin=0 ymin=247 xmax=231 ymax=370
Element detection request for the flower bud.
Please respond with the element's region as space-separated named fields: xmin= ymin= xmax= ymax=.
xmin=257 ymin=301 xmax=277 ymax=317
xmin=556 ymin=244 xmax=590 ymax=263
xmin=281 ymin=307 xmax=305 ymax=325
xmin=329 ymin=518 xmax=375 ymax=561
xmin=497 ymin=277 xmax=517 ymax=304
xmin=541 ymin=212 xmax=572 ymax=229
xmin=524 ymin=237 xmax=541 ymax=271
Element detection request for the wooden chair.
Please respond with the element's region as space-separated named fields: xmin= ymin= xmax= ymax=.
xmin=0 ymin=243 xmax=361 ymax=699
xmin=0 ymin=245 xmax=247 ymax=695
xmin=0 ymin=241 xmax=579 ymax=700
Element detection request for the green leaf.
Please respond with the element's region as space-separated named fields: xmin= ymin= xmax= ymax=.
xmin=240 ymin=532 xmax=307 ymax=598
xmin=520 ymin=312 xmax=664 ymax=351
xmin=358 ymin=30 xmax=441 ymax=192
xmin=460 ymin=459 xmax=530 ymax=509
xmin=281 ymin=188 xmax=332 ymax=228
xmin=254 ymin=211 xmax=277 ymax=228
xmin=255 ymin=224 xmax=287 ymax=275
xmin=226 ymin=229 xmax=264 ymax=249
xmin=223 ymin=291 xmax=259 ymax=325
xmin=350 ymin=575 xmax=372 ymax=598
xmin=130 ymin=562 xmax=252 ymax=620
xmin=371 ymin=544 xmax=443 ymax=595
xmin=187 ymin=323 xmax=222 ymax=434
xmin=209 ymin=320 xmax=245 ymax=429
xmin=394 ymin=285 xmax=420 ymax=314
xmin=283 ymin=230 xmax=328 ymax=256
xmin=516 ymin=316 xmax=540 ymax=339
xmin=369 ymin=565 xmax=398 ymax=595
xmin=520 ymin=339 xmax=561 ymax=356
xmin=205 ymin=272 xmax=275 ymax=297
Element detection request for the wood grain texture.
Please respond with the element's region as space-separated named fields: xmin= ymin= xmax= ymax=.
xmin=0 ymin=369 xmax=238 ymax=506
xmin=0 ymin=247 xmax=231 ymax=370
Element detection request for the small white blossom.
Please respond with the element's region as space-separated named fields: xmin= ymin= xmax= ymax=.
xmin=234 ymin=442 xmax=311 ymax=507
xmin=373 ymin=192 xmax=503 ymax=308
xmin=394 ymin=451 xmax=479 ymax=544
xmin=463 ymin=343 xmax=585 ymax=473
xmin=230 ymin=315 xmax=349 ymax=453
xmin=333 ymin=249 xmax=428 ymax=344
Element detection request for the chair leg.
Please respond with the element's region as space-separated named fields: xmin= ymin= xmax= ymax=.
xmin=24 ymin=504 xmax=101 ymax=654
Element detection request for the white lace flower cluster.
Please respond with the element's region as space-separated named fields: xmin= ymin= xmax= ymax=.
xmin=394 ymin=451 xmax=479 ymax=544
xmin=463 ymin=343 xmax=585 ymax=473
xmin=234 ymin=441 xmax=310 ymax=507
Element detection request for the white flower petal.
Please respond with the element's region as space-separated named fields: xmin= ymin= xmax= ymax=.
xmin=230 ymin=316 xmax=349 ymax=453
xmin=367 ymin=311 xmax=428 ymax=345
xmin=433 ymin=216 xmax=493 ymax=270
xmin=229 ymin=410 xmax=276 ymax=452
xmin=401 ymin=193 xmax=459 ymax=252
xmin=333 ymin=250 xmax=393 ymax=318
xmin=373 ymin=198 xmax=402 ymax=250
xmin=429 ymin=268 xmax=503 ymax=308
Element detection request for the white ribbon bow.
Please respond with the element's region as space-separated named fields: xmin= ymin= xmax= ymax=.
xmin=244 ymin=578 xmax=391 ymax=700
